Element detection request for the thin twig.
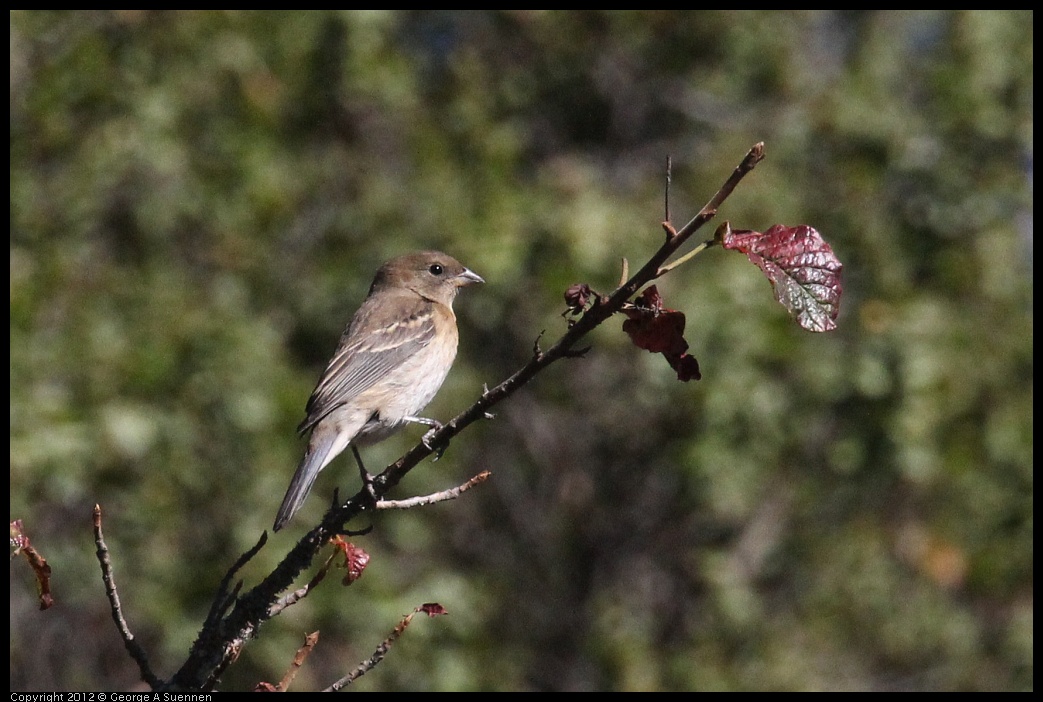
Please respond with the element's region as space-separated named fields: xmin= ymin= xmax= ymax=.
xmin=664 ymin=154 xmax=672 ymax=223
xmin=93 ymin=504 xmax=161 ymax=690
xmin=325 ymin=618 xmax=407 ymax=690
xmin=376 ymin=470 xmax=492 ymax=510
xmin=269 ymin=549 xmax=338 ymax=615
xmin=618 ymin=258 xmax=629 ymax=287
xmin=655 ymin=238 xmax=714 ymax=277
xmin=674 ymin=142 xmax=764 ymax=241
xmin=325 ymin=606 xmax=444 ymax=691
xmin=203 ymin=531 xmax=268 ymax=632
xmin=277 ymin=631 xmax=320 ymax=692
xmin=10 ymin=519 xmax=53 ymax=610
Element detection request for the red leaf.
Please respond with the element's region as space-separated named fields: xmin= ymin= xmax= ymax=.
xmin=331 ymin=538 xmax=370 ymax=585
xmin=721 ymin=224 xmax=843 ymax=332
xmin=622 ymin=309 xmax=688 ymax=356
xmin=671 ymin=353 xmax=702 ymax=382
xmin=622 ymin=286 xmax=701 ymax=381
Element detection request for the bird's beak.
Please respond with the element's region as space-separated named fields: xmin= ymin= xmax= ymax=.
xmin=456 ymin=267 xmax=485 ymax=287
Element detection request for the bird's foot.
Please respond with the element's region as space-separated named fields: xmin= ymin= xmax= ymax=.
xmin=421 ymin=423 xmax=450 ymax=461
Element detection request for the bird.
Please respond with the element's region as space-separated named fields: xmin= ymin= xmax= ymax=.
xmin=273 ymin=251 xmax=484 ymax=531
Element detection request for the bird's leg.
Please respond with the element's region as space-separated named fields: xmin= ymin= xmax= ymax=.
xmin=352 ymin=445 xmax=378 ymax=503
xmin=403 ymin=415 xmax=449 ymax=460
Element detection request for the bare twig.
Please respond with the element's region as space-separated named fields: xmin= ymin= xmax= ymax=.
xmin=267 ymin=542 xmax=348 ymax=613
xmin=325 ymin=605 xmax=447 ymax=691
xmin=93 ymin=504 xmax=161 ymax=690
xmin=664 ymin=154 xmax=672 ymax=223
xmin=674 ymin=142 xmax=764 ymax=241
xmin=10 ymin=519 xmax=54 ymax=610
xmin=655 ymin=238 xmax=714 ymax=277
xmin=269 ymin=549 xmax=339 ymax=615
xmin=203 ymin=531 xmax=268 ymax=632
xmin=377 ymin=470 xmax=492 ymax=510
xmin=325 ymin=634 xmax=391 ymax=690
xmin=277 ymin=631 xmax=320 ymax=692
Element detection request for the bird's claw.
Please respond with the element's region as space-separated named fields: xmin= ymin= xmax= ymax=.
xmin=422 ymin=424 xmax=449 ymax=461
xmin=421 ymin=422 xmax=443 ymax=448
xmin=359 ymin=470 xmax=378 ymax=505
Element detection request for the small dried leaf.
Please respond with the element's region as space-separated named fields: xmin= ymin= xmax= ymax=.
xmin=564 ymin=283 xmax=593 ymax=315
xmin=417 ymin=602 xmax=448 ymax=617
xmin=622 ymin=286 xmax=701 ymax=382
xmin=722 ymin=224 xmax=843 ymax=332
xmin=330 ymin=538 xmax=370 ymax=585
xmin=671 ymin=353 xmax=702 ymax=382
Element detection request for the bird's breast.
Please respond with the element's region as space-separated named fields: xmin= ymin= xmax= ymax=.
xmin=354 ymin=320 xmax=459 ymax=441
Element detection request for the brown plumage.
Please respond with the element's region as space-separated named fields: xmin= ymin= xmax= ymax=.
xmin=273 ymin=251 xmax=483 ymax=531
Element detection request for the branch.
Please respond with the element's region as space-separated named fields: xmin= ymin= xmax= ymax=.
xmin=325 ymin=604 xmax=448 ymax=691
xmin=93 ymin=505 xmax=161 ymax=690
xmin=376 ymin=470 xmax=492 ymax=510
xmin=367 ymin=142 xmax=764 ymax=496
xmin=164 ymin=144 xmax=766 ymax=691
xmin=166 ymin=507 xmax=362 ymax=690
xmin=10 ymin=519 xmax=54 ymax=610
xmin=202 ymin=532 xmax=267 ymax=633
xmin=269 ymin=547 xmax=339 ymax=615
xmin=277 ymin=631 xmax=320 ymax=692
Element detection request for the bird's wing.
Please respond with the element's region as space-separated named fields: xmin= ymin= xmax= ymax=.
xmin=297 ymin=294 xmax=437 ymax=434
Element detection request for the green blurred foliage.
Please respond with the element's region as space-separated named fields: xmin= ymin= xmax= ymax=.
xmin=10 ymin=10 xmax=1032 ymax=691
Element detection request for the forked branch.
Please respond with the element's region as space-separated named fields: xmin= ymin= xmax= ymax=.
xmin=152 ymin=143 xmax=767 ymax=691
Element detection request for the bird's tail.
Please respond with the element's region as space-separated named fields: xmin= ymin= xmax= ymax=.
xmin=273 ymin=432 xmax=339 ymax=532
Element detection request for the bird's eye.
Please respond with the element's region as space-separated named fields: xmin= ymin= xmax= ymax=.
xmin=428 ymin=264 xmax=444 ymax=276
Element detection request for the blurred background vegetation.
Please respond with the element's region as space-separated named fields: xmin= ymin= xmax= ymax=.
xmin=9 ymin=10 xmax=1032 ymax=692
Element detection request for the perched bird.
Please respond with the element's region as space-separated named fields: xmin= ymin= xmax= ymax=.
xmin=273 ymin=251 xmax=484 ymax=531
